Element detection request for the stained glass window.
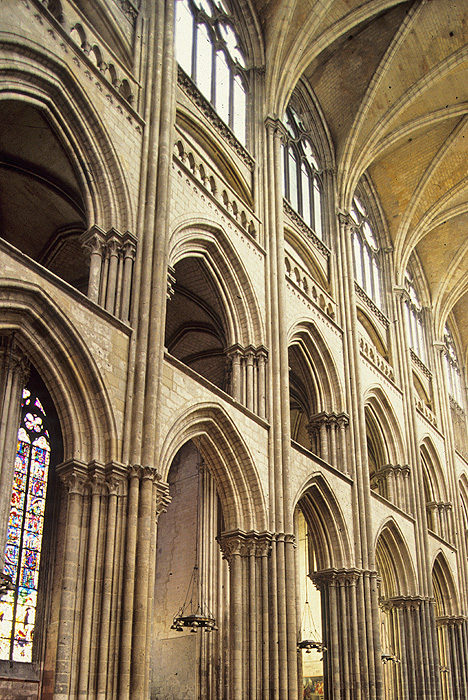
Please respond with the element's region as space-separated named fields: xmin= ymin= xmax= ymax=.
xmin=444 ymin=324 xmax=464 ymax=406
xmin=404 ymin=269 xmax=427 ymax=365
xmin=282 ymin=106 xmax=324 ymax=240
xmin=0 ymin=387 xmax=51 ymax=662
xmin=175 ymin=0 xmax=248 ymax=144
xmin=351 ymin=195 xmax=383 ymax=309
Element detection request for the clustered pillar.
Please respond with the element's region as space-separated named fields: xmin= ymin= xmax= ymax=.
xmin=226 ymin=345 xmax=268 ymax=418
xmin=52 ymin=462 xmax=170 ymax=700
xmin=219 ymin=530 xmax=272 ymax=700
xmin=80 ymin=226 xmax=137 ymax=322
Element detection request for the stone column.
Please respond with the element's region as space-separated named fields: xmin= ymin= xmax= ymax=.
xmin=97 ymin=475 xmax=123 ymax=700
xmin=120 ymin=234 xmax=137 ymax=323
xmin=119 ymin=465 xmax=141 ymax=700
xmin=245 ymin=347 xmax=255 ymax=412
xmin=105 ymin=230 xmax=121 ymax=315
xmin=257 ymin=347 xmax=267 ymax=420
xmin=0 ymin=335 xmax=30 ymax=573
xmin=219 ymin=530 xmax=272 ymax=700
xmin=80 ymin=226 xmax=107 ymax=304
xmin=54 ymin=463 xmax=88 ymax=700
xmin=78 ymin=471 xmax=106 ymax=699
xmin=227 ymin=346 xmax=243 ymax=404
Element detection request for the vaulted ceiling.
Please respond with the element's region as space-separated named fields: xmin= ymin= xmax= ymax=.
xmin=253 ymin=0 xmax=468 ymax=362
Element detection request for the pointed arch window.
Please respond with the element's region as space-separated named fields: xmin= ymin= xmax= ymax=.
xmin=175 ymin=0 xmax=248 ymax=144
xmin=0 ymin=377 xmax=58 ymax=662
xmin=351 ymin=195 xmax=382 ymax=309
xmin=282 ymin=106 xmax=323 ymax=240
xmin=443 ymin=324 xmax=464 ymax=407
xmin=404 ymin=269 xmax=427 ymax=365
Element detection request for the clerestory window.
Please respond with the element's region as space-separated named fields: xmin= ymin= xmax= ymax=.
xmin=444 ymin=324 xmax=464 ymax=406
xmin=0 ymin=376 xmax=58 ymax=663
xmin=404 ymin=269 xmax=427 ymax=365
xmin=282 ymin=106 xmax=323 ymax=240
xmin=351 ymin=195 xmax=382 ymax=309
xmin=175 ymin=0 xmax=248 ymax=144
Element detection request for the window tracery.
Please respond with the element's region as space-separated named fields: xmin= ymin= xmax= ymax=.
xmin=351 ymin=195 xmax=382 ymax=309
xmin=404 ymin=269 xmax=427 ymax=365
xmin=175 ymin=0 xmax=248 ymax=144
xmin=0 ymin=387 xmax=51 ymax=662
xmin=282 ymin=106 xmax=323 ymax=240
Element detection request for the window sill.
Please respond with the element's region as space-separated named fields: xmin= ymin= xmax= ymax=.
xmin=0 ymin=660 xmax=40 ymax=681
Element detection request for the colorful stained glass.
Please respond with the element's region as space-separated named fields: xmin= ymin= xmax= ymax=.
xmin=34 ymin=397 xmax=45 ymax=415
xmin=24 ymin=413 xmax=42 ymax=432
xmin=1 ymin=384 xmax=52 ymax=662
xmin=6 ymin=526 xmax=21 ymax=546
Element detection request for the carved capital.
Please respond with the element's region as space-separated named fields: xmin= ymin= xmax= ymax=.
xmin=155 ymin=480 xmax=171 ymax=518
xmin=80 ymin=225 xmax=107 ymax=256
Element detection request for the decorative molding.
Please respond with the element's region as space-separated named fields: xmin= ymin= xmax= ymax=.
xmin=410 ymin=348 xmax=432 ymax=378
xmin=354 ymin=282 xmax=390 ymax=328
xmin=114 ymin=0 xmax=138 ymax=24
xmin=359 ymin=335 xmax=395 ymax=383
xmin=178 ymin=66 xmax=254 ymax=171
xmin=283 ymin=200 xmax=330 ymax=258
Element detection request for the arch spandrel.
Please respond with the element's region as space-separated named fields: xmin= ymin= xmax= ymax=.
xmin=0 ymin=282 xmax=118 ymax=464
xmin=158 ymin=403 xmax=268 ymax=532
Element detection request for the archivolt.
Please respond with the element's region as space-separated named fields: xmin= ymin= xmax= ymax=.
xmin=288 ymin=321 xmax=344 ymax=413
xmin=296 ymin=473 xmax=351 ymax=570
xmin=420 ymin=437 xmax=448 ymax=503
xmin=375 ymin=519 xmax=416 ymax=598
xmin=0 ymin=37 xmax=133 ymax=231
xmin=433 ymin=552 xmax=459 ymax=616
xmin=0 ymin=281 xmax=118 ymax=464
xmin=169 ymin=221 xmax=265 ymax=347
xmin=159 ymin=403 xmax=267 ymax=532
xmin=364 ymin=387 xmax=405 ymax=466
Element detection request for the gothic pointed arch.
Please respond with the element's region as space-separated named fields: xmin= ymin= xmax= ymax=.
xmin=433 ymin=552 xmax=459 ymax=617
xmin=159 ymin=402 xmax=267 ymax=532
xmin=420 ymin=438 xmax=452 ymax=540
xmin=169 ymin=221 xmax=264 ymax=347
xmin=364 ymin=387 xmax=405 ymax=472
xmin=0 ymin=281 xmax=118 ymax=464
xmin=288 ymin=321 xmax=344 ymax=455
xmin=375 ymin=519 xmax=416 ymax=599
xmin=296 ymin=473 xmax=352 ymax=571
xmin=0 ymin=39 xmax=133 ymax=233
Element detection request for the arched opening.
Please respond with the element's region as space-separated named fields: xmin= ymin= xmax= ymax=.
xmin=288 ymin=326 xmax=345 ymax=469
xmin=433 ymin=553 xmax=463 ymax=699
xmin=375 ymin=523 xmax=416 ymax=700
xmin=421 ymin=441 xmax=451 ymax=542
xmin=365 ymin=394 xmax=409 ymax=511
xmin=151 ymin=439 xmax=228 ymax=700
xmin=295 ymin=506 xmax=324 ymax=699
xmin=0 ymin=362 xmax=63 ymax=695
xmin=296 ymin=476 xmax=351 ymax=698
xmin=165 ymin=256 xmax=228 ymax=390
xmin=0 ymin=100 xmax=88 ymax=292
xmin=289 ymin=343 xmax=319 ymax=451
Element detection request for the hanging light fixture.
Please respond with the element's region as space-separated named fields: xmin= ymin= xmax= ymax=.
xmin=171 ymin=440 xmax=217 ymax=634
xmin=297 ymin=528 xmax=326 ymax=654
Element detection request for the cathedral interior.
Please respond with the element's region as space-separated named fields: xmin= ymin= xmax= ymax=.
xmin=1 ymin=0 xmax=468 ymax=698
